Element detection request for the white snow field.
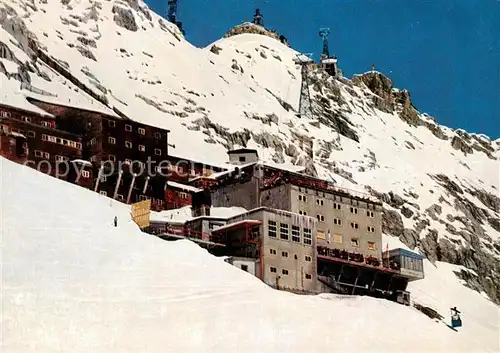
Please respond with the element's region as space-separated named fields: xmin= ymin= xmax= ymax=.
xmin=1 ymin=157 xmax=499 ymax=353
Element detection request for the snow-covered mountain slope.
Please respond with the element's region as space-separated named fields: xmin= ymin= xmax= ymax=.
xmin=1 ymin=156 xmax=499 ymax=352
xmin=0 ymin=0 xmax=499 ymax=304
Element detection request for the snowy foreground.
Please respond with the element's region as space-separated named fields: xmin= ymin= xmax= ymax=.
xmin=1 ymin=157 xmax=498 ymax=353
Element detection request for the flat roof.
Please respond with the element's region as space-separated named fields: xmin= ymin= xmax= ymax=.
xmin=227 ymin=148 xmax=259 ymax=154
xmin=389 ymin=248 xmax=425 ymax=260
xmin=211 ymin=219 xmax=262 ymax=234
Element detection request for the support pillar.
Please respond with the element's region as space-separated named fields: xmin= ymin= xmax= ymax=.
xmin=94 ymin=164 xmax=104 ymax=192
xmin=126 ymin=173 xmax=137 ymax=204
xmin=352 ymin=267 xmax=360 ymax=295
xmin=113 ymin=170 xmax=123 ymax=200
xmin=142 ymin=176 xmax=150 ymax=194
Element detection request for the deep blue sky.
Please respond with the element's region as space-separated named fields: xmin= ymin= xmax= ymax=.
xmin=147 ymin=0 xmax=500 ymax=139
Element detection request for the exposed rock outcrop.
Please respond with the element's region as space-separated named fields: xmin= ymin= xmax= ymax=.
xmin=382 ymin=209 xmax=404 ymax=237
xmin=112 ymin=5 xmax=137 ymax=32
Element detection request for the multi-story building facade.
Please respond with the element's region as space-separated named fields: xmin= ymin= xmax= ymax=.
xmin=208 ymin=149 xmax=383 ymax=263
xmin=211 ymin=207 xmax=318 ymax=293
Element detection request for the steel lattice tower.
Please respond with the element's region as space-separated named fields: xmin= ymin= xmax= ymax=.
xmin=293 ymin=53 xmax=314 ymax=119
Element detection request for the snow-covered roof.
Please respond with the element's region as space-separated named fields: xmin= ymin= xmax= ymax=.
xmin=71 ymin=159 xmax=92 ymax=166
xmin=9 ymin=131 xmax=26 ymax=138
xmin=167 ymin=181 xmax=202 ymax=193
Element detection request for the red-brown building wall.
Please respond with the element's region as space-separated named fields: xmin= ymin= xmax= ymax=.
xmin=165 ymin=188 xmax=193 ymax=210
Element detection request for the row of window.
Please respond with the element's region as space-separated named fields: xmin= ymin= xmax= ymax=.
xmin=1 ymin=112 xmax=56 ymax=129
xmin=298 ymin=194 xmax=377 ymax=216
xmin=90 ymin=137 xmax=163 ymax=156
xmin=41 ymin=134 xmax=82 ymax=150
xmin=325 ymin=234 xmax=377 ymax=250
xmin=268 ymin=221 xmax=312 ymax=245
xmin=269 ymin=267 xmax=313 ymax=279
xmin=99 ymin=191 xmax=164 ymax=205
xmin=107 ymin=120 xmax=163 ymax=139
xmin=269 ymin=249 xmax=313 ymax=262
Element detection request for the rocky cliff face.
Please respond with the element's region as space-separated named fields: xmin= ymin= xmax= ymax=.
xmin=0 ymin=0 xmax=499 ymax=306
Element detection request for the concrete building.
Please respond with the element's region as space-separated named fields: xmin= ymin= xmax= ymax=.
xmin=227 ymin=148 xmax=259 ymax=165
xmin=211 ymin=207 xmax=318 ymax=293
xmin=209 ymin=159 xmax=383 ymax=263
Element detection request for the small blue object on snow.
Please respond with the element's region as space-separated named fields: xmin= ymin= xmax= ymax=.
xmin=450 ymin=307 xmax=462 ymax=328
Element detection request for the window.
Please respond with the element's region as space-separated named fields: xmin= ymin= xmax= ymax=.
xmin=154 ymin=132 xmax=161 ymax=139
xmin=291 ymin=225 xmax=300 ymax=243
xmin=41 ymin=121 xmax=49 ymax=127
xmin=240 ymin=264 xmax=248 ymax=272
xmin=316 ymin=199 xmax=324 ymax=206
xmin=125 ymin=124 xmax=132 ymax=132
xmin=125 ymin=141 xmax=132 ymax=148
xmin=108 ymin=120 xmax=116 ymax=127
xmin=305 ymin=256 xmax=312 ymax=262
xmin=299 ymin=210 xmax=307 ymax=216
xmin=351 ymin=238 xmax=359 ymax=247
xmin=89 ymin=137 xmax=97 ymax=146
xmin=333 ymin=218 xmax=342 ymax=226
xmin=154 ymin=148 xmax=162 ymax=156
xmin=108 ymin=155 xmax=116 ymax=162
xmin=99 ymin=191 xmax=107 ymax=196
xmin=350 ymin=222 xmax=359 ymax=229
xmin=367 ymin=226 xmax=375 ymax=233
xmin=108 ymin=137 xmax=116 ymax=144
xmin=139 ymin=195 xmax=148 ymax=201
xmin=43 ymin=152 xmax=50 ymax=159
xmin=303 ymin=228 xmax=312 ymax=245
xmin=305 ymin=274 xmax=312 ymax=279
xmin=280 ymin=223 xmax=289 ymax=240
xmin=368 ymin=241 xmax=377 ymax=250
xmin=298 ymin=194 xmax=307 ymax=202
xmin=333 ymin=203 xmax=341 ymax=210
xmin=317 ymin=214 xmax=325 ymax=222
xmin=270 ymin=267 xmax=277 ymax=273
xmin=333 ymin=234 xmax=343 ymax=243
xmin=117 ymin=194 xmax=124 ymax=201
xmin=138 ymin=127 xmax=146 ymax=135
xmin=55 ymin=155 xmax=68 ymax=162
xmin=22 ymin=116 xmax=31 ymax=123
xmin=81 ymin=170 xmax=90 ymax=178
xmin=0 ymin=111 xmax=11 ymax=118
xmin=34 ymin=150 xmax=42 ymax=157
xmin=367 ymin=210 xmax=375 ymax=217
xmin=239 ymin=156 xmax=246 ymax=162
xmin=268 ymin=220 xmax=277 ymax=238
xmin=179 ymin=192 xmax=188 ymax=199
xmin=282 ymin=269 xmax=289 ymax=275
xmin=138 ymin=144 xmax=146 ymax=152
xmin=281 ymin=251 xmax=288 ymax=258
xmin=27 ymin=131 xmax=35 ymax=138
xmin=269 ymin=249 xmax=276 ymax=255
xmin=350 ymin=207 xmax=358 ymax=214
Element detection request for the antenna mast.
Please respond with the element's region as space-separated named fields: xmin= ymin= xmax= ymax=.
xmin=167 ymin=0 xmax=185 ymax=35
